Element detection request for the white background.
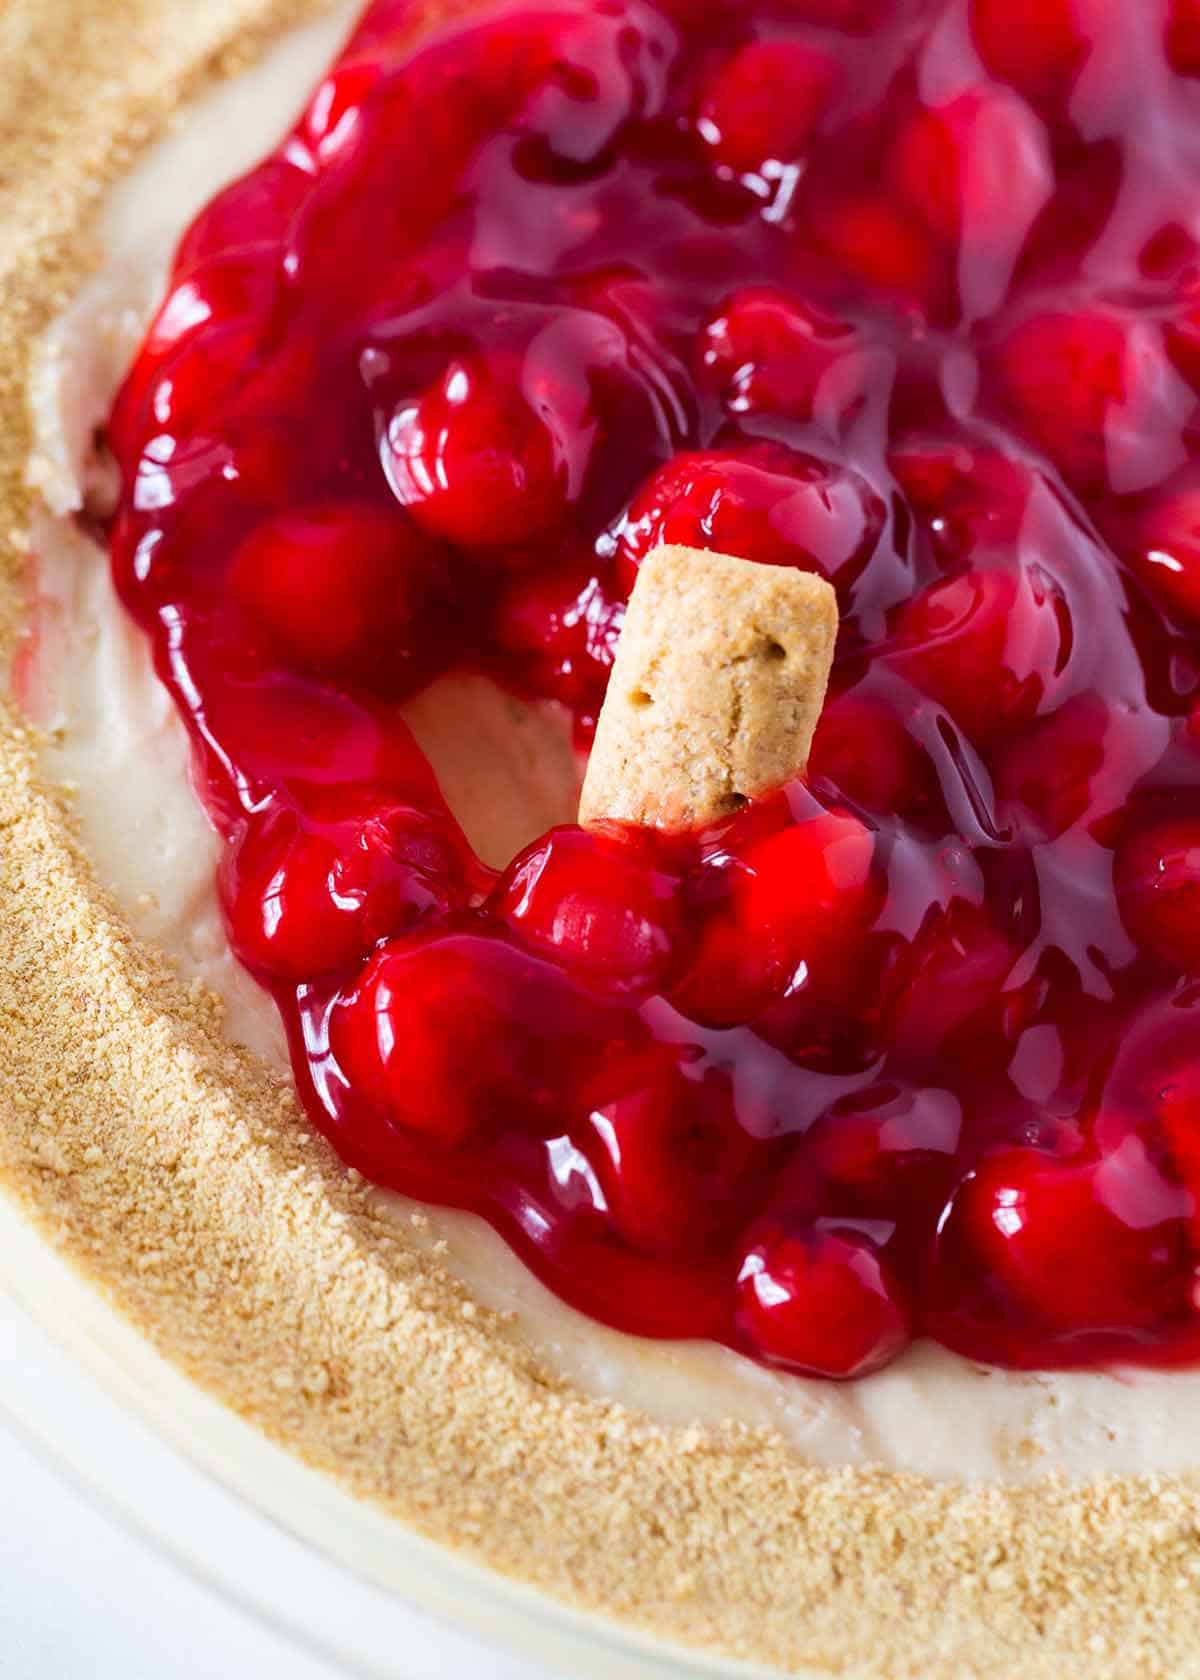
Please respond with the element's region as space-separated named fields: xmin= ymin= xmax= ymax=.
xmin=0 ymin=1294 xmax=561 ymax=1680
xmin=0 ymin=1419 xmax=342 ymax=1680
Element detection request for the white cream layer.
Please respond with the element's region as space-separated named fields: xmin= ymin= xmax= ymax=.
xmin=19 ymin=0 xmax=1200 ymax=1482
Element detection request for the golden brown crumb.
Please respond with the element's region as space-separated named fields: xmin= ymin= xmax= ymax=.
xmin=0 ymin=7 xmax=1198 ymax=1677
xmin=579 ymin=545 xmax=837 ymax=828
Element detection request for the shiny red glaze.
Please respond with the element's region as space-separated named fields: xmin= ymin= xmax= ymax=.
xmin=615 ymin=443 xmax=886 ymax=597
xmin=698 ymin=287 xmax=860 ymax=422
xmin=888 ymin=565 xmax=1069 ymax=743
xmin=698 ymin=38 xmax=843 ymax=174
xmin=491 ymin=561 xmax=624 ymax=735
xmin=584 ymin=1043 xmax=778 ymax=1256
xmin=672 ymin=806 xmax=880 ymax=1029
xmin=222 ymin=797 xmax=475 ymax=980
xmin=383 ymin=352 xmax=571 ymax=552
xmin=108 ymin=0 xmax=1200 ymax=1377
xmin=493 ymin=825 xmax=686 ymax=990
xmin=968 ymin=0 xmax=1093 ymax=104
xmin=1169 ymin=0 xmax=1200 ymax=76
xmin=1135 ymin=488 xmax=1200 ymax=627
xmin=888 ymin=87 xmax=1052 ymax=253
xmin=230 ymin=502 xmax=450 ymax=683
xmin=930 ymin=1142 xmax=1192 ymax=1357
xmin=1116 ymin=817 xmax=1200 ymax=972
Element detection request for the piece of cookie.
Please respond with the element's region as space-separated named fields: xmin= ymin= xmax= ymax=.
xmin=579 ymin=544 xmax=838 ymax=829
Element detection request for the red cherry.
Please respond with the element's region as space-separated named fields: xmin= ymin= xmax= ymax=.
xmin=221 ymin=800 xmax=468 ymax=981
xmin=736 ymin=1225 xmax=912 ymax=1378
xmin=969 ymin=0 xmax=1092 ymax=103
xmin=808 ymin=689 xmax=938 ymax=820
xmin=173 ymin=160 xmax=312 ymax=274
xmin=333 ymin=934 xmax=581 ymax=1147
xmin=740 ymin=811 xmax=879 ymax=950
xmin=584 ymin=1048 xmax=773 ymax=1255
xmin=223 ymin=808 xmax=351 ymax=980
xmin=231 ymin=502 xmax=447 ymax=684
xmin=884 ymin=901 xmax=1026 ymax=1073
xmin=1167 ymin=0 xmax=1200 ymax=76
xmin=995 ymin=692 xmax=1144 ymax=839
xmin=1132 ymin=488 xmax=1200 ymax=627
xmin=1115 ymin=816 xmax=1200 ymax=971
xmin=775 ymin=0 xmax=883 ymax=28
xmin=812 ymin=196 xmax=946 ymax=315
xmin=1156 ymin=1061 xmax=1200 ymax=1248
xmin=889 ymin=88 xmax=1052 ymax=251
xmin=492 ymin=563 xmax=623 ymax=715
xmin=674 ymin=810 xmax=879 ymax=1028
xmin=947 ymin=1143 xmax=1189 ymax=1332
xmin=301 ymin=62 xmax=383 ymax=161
xmin=616 ymin=444 xmax=884 ymax=597
xmin=493 ymin=826 xmax=684 ymax=991
xmin=889 ymin=565 xmax=1067 ymax=742
xmin=698 ymin=286 xmax=859 ymax=421
xmin=886 ymin=91 xmax=1052 ymax=316
xmin=698 ymin=39 xmax=842 ymax=174
xmin=108 ymin=256 xmax=286 ymax=467
xmin=889 ymin=436 xmax=1036 ymax=562
xmin=384 ymin=354 xmax=569 ymax=552
xmin=202 ymin=674 xmax=441 ymax=806
xmin=1166 ymin=287 xmax=1200 ymax=393
xmin=993 ymin=308 xmax=1131 ymax=488
xmin=805 ymin=1083 xmax=963 ymax=1211
xmin=1139 ymin=221 xmax=1200 ymax=282
xmin=888 ymin=101 xmax=971 ymax=243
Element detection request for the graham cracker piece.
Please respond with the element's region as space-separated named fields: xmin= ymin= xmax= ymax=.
xmin=579 ymin=544 xmax=838 ymax=829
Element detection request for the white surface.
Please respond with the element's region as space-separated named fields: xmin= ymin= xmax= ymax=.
xmin=0 ymin=1193 xmax=757 ymax=1680
xmin=0 ymin=1291 xmax=561 ymax=1680
xmin=0 ymin=1412 xmax=340 ymax=1680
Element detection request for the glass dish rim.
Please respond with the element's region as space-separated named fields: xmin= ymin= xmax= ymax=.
xmin=0 ymin=1185 xmax=796 ymax=1680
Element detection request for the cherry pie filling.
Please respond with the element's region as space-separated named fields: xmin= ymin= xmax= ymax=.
xmin=106 ymin=0 xmax=1200 ymax=1379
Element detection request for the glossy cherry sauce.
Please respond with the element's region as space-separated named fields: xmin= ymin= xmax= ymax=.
xmin=108 ymin=0 xmax=1200 ymax=1377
